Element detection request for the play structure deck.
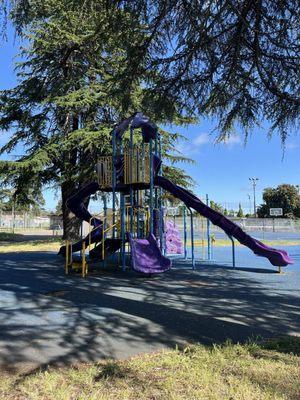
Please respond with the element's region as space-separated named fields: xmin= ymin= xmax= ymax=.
xmin=59 ymin=113 xmax=293 ymax=275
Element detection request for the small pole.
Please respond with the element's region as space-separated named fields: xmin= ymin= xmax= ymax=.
xmin=149 ymin=139 xmax=153 ymax=234
xmin=188 ymin=207 xmax=195 ymax=270
xmin=82 ymin=241 xmax=86 ymax=277
xmin=102 ymin=223 xmax=105 ymax=261
xmin=102 ymin=195 xmax=107 ymax=267
xmin=112 ymin=130 xmax=117 ymax=238
xmin=228 ymin=235 xmax=236 ymax=268
xmin=201 ymin=217 xmax=205 ymax=260
xmin=136 ymin=190 xmax=140 ymax=238
xmin=130 ymin=127 xmax=134 ymax=234
xmin=158 ymin=134 xmax=163 ymax=250
xmin=120 ymin=194 xmax=126 ymax=271
xmin=12 ymin=202 xmax=15 ymax=234
xmin=183 ymin=206 xmax=187 ymax=259
xmin=206 ymin=194 xmax=211 ymax=260
xmin=154 ymin=136 xmax=158 ymax=209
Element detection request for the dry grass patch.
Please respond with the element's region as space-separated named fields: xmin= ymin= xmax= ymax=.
xmin=0 ymin=238 xmax=61 ymax=253
xmin=0 ymin=338 xmax=299 ymax=400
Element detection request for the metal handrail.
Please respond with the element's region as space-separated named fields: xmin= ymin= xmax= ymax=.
xmin=88 ymin=209 xmax=120 ymax=248
xmin=101 ymin=221 xmax=121 ymax=260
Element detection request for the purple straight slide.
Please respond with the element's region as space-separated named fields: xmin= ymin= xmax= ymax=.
xmin=127 ymin=233 xmax=172 ymax=274
xmin=155 ymin=176 xmax=293 ymax=267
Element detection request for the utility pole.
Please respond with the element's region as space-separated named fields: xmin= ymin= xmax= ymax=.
xmin=247 ymin=194 xmax=251 ymax=215
xmin=249 ymin=178 xmax=259 ymax=217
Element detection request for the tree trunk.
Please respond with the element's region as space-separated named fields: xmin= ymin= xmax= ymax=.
xmin=61 ymin=181 xmax=82 ymax=240
xmin=61 ymin=113 xmax=81 ymax=240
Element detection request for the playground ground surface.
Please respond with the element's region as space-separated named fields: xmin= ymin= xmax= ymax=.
xmin=0 ymin=237 xmax=299 ymax=371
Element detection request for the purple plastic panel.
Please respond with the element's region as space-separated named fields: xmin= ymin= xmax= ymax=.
xmin=165 ymin=220 xmax=182 ymax=254
xmin=127 ymin=233 xmax=171 ymax=274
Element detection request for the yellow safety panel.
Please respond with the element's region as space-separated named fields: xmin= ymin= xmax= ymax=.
xmin=124 ymin=147 xmax=150 ymax=184
xmin=96 ymin=157 xmax=113 ymax=188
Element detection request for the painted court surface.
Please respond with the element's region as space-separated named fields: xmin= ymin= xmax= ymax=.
xmin=0 ymin=249 xmax=299 ymax=373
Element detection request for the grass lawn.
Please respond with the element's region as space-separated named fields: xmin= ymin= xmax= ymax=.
xmin=1 ymin=338 xmax=299 ymax=400
xmin=0 ymin=236 xmax=298 ymax=254
xmin=0 ymin=238 xmax=61 ymax=252
xmin=0 ymin=232 xmax=25 ymax=241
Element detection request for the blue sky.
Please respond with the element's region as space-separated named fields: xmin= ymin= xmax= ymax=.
xmin=0 ymin=26 xmax=299 ymax=212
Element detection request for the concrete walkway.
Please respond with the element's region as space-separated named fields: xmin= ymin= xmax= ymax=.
xmin=0 ymin=251 xmax=299 ymax=373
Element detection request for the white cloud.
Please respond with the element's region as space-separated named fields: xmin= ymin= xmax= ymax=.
xmin=285 ymin=142 xmax=298 ymax=150
xmin=193 ymin=133 xmax=210 ymax=146
xmin=225 ymin=135 xmax=241 ymax=145
xmin=178 ymin=133 xmax=210 ymax=155
xmin=177 ymin=132 xmax=242 ymax=156
xmin=216 ymin=134 xmax=242 ymax=149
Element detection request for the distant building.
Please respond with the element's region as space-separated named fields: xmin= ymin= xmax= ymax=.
xmin=49 ymin=213 xmax=63 ymax=230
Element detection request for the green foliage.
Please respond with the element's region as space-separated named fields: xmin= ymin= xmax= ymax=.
xmin=0 ymin=186 xmax=45 ymax=213
xmin=228 ymin=209 xmax=236 ymax=217
xmin=0 ymin=1 xmax=196 ymax=236
xmin=3 ymin=1 xmax=300 ymax=144
xmin=4 ymin=1 xmax=300 ymax=143
xmin=257 ymin=184 xmax=300 ymax=218
xmin=209 ymin=201 xmax=224 ymax=214
xmin=237 ymin=203 xmax=244 ymax=218
xmin=121 ymin=1 xmax=300 ymax=143
xmin=54 ymin=198 xmax=62 ymax=215
xmin=162 ymin=165 xmax=195 ymax=205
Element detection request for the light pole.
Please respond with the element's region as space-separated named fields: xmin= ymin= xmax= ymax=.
xmin=247 ymin=194 xmax=251 ymax=215
xmin=249 ymin=178 xmax=259 ymax=217
xmin=296 ymin=185 xmax=299 ymax=195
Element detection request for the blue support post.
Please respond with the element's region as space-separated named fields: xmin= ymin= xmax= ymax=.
xmin=183 ymin=206 xmax=187 ymax=260
xmin=129 ymin=127 xmax=134 ymax=234
xmin=136 ymin=190 xmax=140 ymax=238
xmin=120 ymin=193 xmax=126 ymax=271
xmin=228 ymin=235 xmax=236 ymax=268
xmin=112 ymin=130 xmax=117 ymax=238
xmin=141 ymin=141 xmax=145 ymax=182
xmin=154 ymin=137 xmax=158 ymax=210
xmin=149 ymin=139 xmax=153 ymax=234
xmin=206 ymin=194 xmax=211 ymax=261
xmin=103 ymin=195 xmax=107 ymax=267
xmin=158 ymin=134 xmax=163 ymax=250
xmin=188 ymin=207 xmax=195 ymax=269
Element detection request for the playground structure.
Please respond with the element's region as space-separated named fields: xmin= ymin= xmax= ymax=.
xmin=59 ymin=113 xmax=293 ymax=275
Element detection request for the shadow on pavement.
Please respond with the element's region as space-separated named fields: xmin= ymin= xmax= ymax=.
xmin=0 ymin=252 xmax=299 ymax=373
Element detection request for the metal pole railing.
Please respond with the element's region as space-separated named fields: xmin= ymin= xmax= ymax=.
xmin=183 ymin=206 xmax=187 ymax=260
xmin=228 ymin=235 xmax=236 ymax=268
xmin=149 ymin=139 xmax=153 ymax=234
xmin=188 ymin=207 xmax=195 ymax=270
xmin=206 ymin=194 xmax=211 ymax=260
xmin=112 ymin=130 xmax=117 ymax=238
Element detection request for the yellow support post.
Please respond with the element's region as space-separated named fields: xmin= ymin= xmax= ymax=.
xmin=82 ymin=241 xmax=86 ymax=277
xmin=102 ymin=225 xmax=105 ymax=260
xmin=89 ymin=217 xmax=93 ymax=248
